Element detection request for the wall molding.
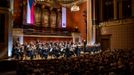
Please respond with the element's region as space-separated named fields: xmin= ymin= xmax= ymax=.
xmin=99 ymin=18 xmax=134 ymax=27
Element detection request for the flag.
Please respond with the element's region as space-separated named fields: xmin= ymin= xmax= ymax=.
xmin=27 ymin=0 xmax=34 ymax=24
xmin=62 ymin=7 xmax=66 ymax=28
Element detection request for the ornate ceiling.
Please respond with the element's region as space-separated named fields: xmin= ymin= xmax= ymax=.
xmin=35 ymin=0 xmax=79 ymax=4
xmin=57 ymin=0 xmax=79 ymax=4
xmin=35 ymin=0 xmax=86 ymax=7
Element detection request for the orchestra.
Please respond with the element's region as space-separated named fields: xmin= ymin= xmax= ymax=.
xmin=12 ymin=40 xmax=101 ymax=60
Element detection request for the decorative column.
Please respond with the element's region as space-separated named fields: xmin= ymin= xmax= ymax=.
xmin=99 ymin=0 xmax=103 ymax=21
xmin=55 ymin=8 xmax=58 ymax=28
xmin=40 ymin=5 xmax=44 ymax=31
xmin=8 ymin=0 xmax=14 ymax=57
xmin=96 ymin=0 xmax=101 ymax=43
xmin=57 ymin=9 xmax=62 ymax=28
xmin=42 ymin=5 xmax=45 ymax=27
xmin=92 ymin=0 xmax=97 ymax=44
xmin=119 ymin=0 xmax=123 ymax=19
xmin=48 ymin=7 xmax=51 ymax=28
xmin=87 ymin=0 xmax=93 ymax=45
xmin=113 ymin=0 xmax=117 ymax=19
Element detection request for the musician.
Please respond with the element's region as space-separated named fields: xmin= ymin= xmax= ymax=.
xmin=60 ymin=45 xmax=65 ymax=56
xmin=12 ymin=44 xmax=16 ymax=58
xmin=28 ymin=44 xmax=34 ymax=60
xmin=23 ymin=42 xmax=28 ymax=58
xmin=75 ymin=42 xmax=81 ymax=57
xmin=83 ymin=40 xmax=87 ymax=52
xmin=54 ymin=46 xmax=60 ymax=59
xmin=19 ymin=44 xmax=24 ymax=60
xmin=32 ymin=44 xmax=37 ymax=59
xmin=64 ymin=46 xmax=70 ymax=58
xmin=70 ymin=45 xmax=75 ymax=57
xmin=42 ymin=45 xmax=49 ymax=59
xmin=37 ymin=44 xmax=43 ymax=58
xmin=14 ymin=44 xmax=21 ymax=60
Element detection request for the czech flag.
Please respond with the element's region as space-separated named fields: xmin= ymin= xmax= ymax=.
xmin=27 ymin=0 xmax=34 ymax=24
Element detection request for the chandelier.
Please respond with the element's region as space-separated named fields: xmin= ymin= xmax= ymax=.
xmin=71 ymin=3 xmax=80 ymax=11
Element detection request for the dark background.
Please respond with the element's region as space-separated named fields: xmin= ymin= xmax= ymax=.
xmin=0 ymin=14 xmax=5 ymax=43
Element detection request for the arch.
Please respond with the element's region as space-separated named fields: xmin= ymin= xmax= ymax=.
xmin=50 ymin=9 xmax=57 ymax=28
xmin=34 ymin=5 xmax=41 ymax=26
xmin=42 ymin=8 xmax=49 ymax=27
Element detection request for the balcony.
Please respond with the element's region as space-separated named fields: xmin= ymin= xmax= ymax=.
xmin=22 ymin=25 xmax=72 ymax=36
xmin=99 ymin=17 xmax=134 ymax=27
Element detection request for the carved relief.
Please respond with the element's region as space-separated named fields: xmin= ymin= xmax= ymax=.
xmin=35 ymin=6 xmax=41 ymax=26
xmin=50 ymin=10 xmax=56 ymax=28
xmin=42 ymin=8 xmax=49 ymax=27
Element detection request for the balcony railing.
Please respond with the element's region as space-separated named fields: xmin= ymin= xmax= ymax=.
xmin=22 ymin=25 xmax=74 ymax=36
xmin=99 ymin=17 xmax=134 ymax=27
